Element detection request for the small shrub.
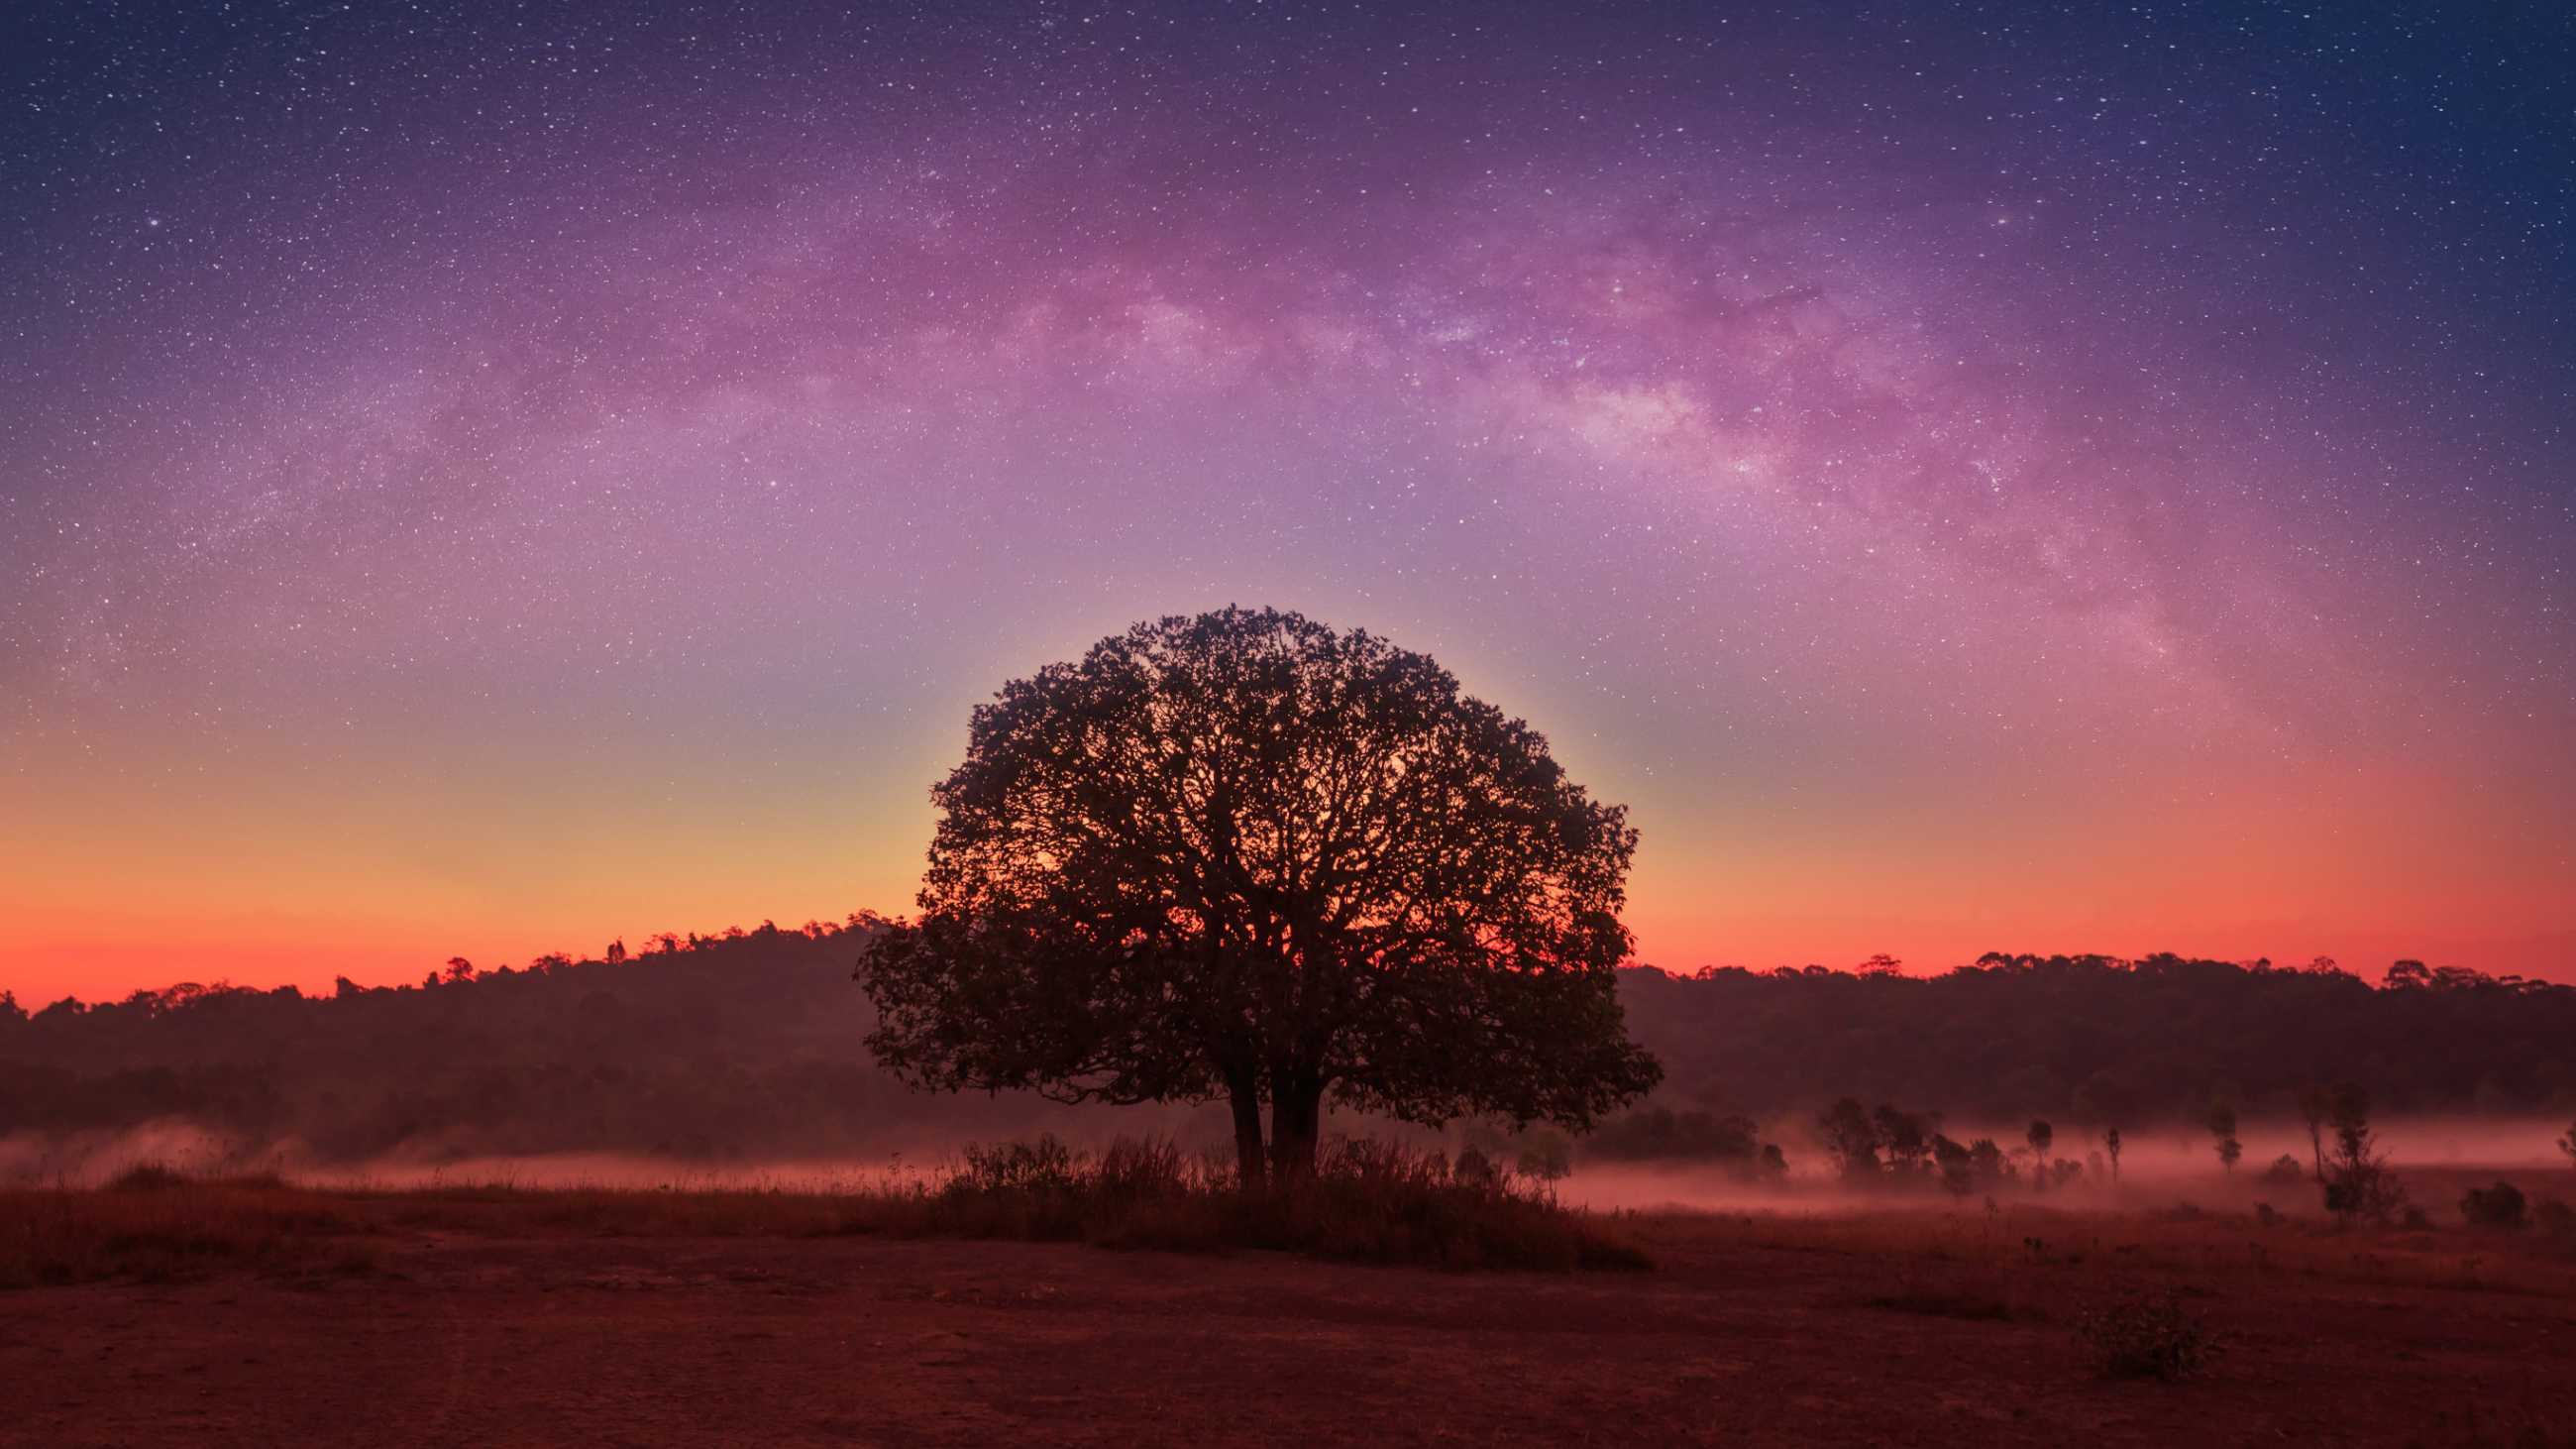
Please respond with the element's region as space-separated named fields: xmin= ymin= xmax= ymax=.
xmin=953 ymin=1135 xmax=1081 ymax=1194
xmin=2534 ymin=1197 xmax=2576 ymax=1241
xmin=2459 ymin=1181 xmax=2527 ymax=1231
xmin=2077 ymin=1293 xmax=2218 ymax=1382
xmin=923 ymin=1135 xmax=1644 ymax=1270
xmin=104 ymin=1164 xmax=191 ymax=1192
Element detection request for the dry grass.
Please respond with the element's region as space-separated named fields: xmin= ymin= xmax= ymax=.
xmin=0 ymin=1168 xmax=382 ymax=1288
xmin=1620 ymin=1191 xmax=2576 ymax=1309
xmin=1 ymin=1137 xmax=1645 ymax=1287
xmin=18 ymin=1151 xmax=2566 ymax=1296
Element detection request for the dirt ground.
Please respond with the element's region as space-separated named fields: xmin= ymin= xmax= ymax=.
xmin=6 ymin=1202 xmax=2574 ymax=1448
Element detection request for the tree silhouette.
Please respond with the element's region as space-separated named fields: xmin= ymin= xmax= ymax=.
xmin=2322 ymin=1083 xmax=2404 ymax=1222
xmin=2297 ymin=1084 xmax=2334 ymax=1182
xmin=2025 ymin=1119 xmax=2054 ymax=1190
xmin=2558 ymin=1120 xmax=2575 ymax=1170
xmin=2103 ymin=1125 xmax=2123 ymax=1182
xmin=1817 ymin=1097 xmax=1880 ymax=1177
xmin=855 ymin=607 xmax=1662 ymax=1185
xmin=1873 ymin=1102 xmax=1935 ymax=1176
xmin=2205 ymin=1103 xmax=2241 ymax=1175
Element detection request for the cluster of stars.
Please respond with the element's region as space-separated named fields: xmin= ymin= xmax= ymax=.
xmin=0 ymin=0 xmax=2570 ymax=996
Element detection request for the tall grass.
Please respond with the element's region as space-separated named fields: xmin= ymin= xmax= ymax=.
xmin=0 ymin=1167 xmax=377 ymax=1288
xmin=0 ymin=1137 xmax=1646 ymax=1287
xmin=926 ymin=1135 xmax=1650 ymax=1270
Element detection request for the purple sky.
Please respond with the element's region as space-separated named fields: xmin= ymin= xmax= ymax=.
xmin=3 ymin=3 xmax=2571 ymax=999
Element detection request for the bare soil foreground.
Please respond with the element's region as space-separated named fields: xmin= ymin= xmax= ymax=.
xmin=7 ymin=1178 xmax=2575 ymax=1447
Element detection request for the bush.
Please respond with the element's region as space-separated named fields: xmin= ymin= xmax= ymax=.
xmin=103 ymin=1164 xmax=192 ymax=1192
xmin=2532 ymin=1197 xmax=2575 ymax=1241
xmin=926 ymin=1135 xmax=1646 ymax=1270
xmin=2077 ymin=1293 xmax=2218 ymax=1382
xmin=2459 ymin=1181 xmax=2527 ymax=1230
xmin=2323 ymin=1165 xmax=2407 ymax=1225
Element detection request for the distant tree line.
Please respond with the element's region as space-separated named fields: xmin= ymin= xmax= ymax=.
xmin=1616 ymin=951 xmax=2576 ymax=1126
xmin=5 ymin=938 xmax=2574 ymax=1168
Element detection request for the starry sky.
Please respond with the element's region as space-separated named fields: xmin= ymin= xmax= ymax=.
xmin=4 ymin=1 xmax=2572 ymax=1003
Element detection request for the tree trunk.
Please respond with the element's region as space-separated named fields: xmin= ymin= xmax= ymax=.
xmin=1267 ymin=1077 xmax=1324 ymax=1184
xmin=1229 ymin=1080 xmax=1267 ymax=1192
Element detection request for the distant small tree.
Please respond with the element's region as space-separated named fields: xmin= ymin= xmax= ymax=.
xmin=1931 ymin=1134 xmax=1975 ymax=1195
xmin=1872 ymin=1103 xmax=1934 ymax=1176
xmin=2026 ymin=1120 xmax=2054 ymax=1190
xmin=2558 ymin=1120 xmax=2576 ymax=1170
xmin=2262 ymin=1154 xmax=2305 ymax=1186
xmin=442 ymin=957 xmax=477 ymax=984
xmin=604 ymin=939 xmax=629 ymax=964
xmin=1968 ymin=1137 xmax=2011 ymax=1188
xmin=2321 ymin=1084 xmax=2404 ymax=1224
xmin=2103 ymin=1126 xmax=2123 ymax=1182
xmin=2204 ymin=1104 xmax=2242 ymax=1175
xmin=1818 ymin=1097 xmax=1880 ymax=1178
xmin=2297 ymin=1084 xmax=2333 ymax=1182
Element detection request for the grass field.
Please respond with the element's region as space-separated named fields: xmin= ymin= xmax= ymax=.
xmin=4 ymin=1157 xmax=2573 ymax=1446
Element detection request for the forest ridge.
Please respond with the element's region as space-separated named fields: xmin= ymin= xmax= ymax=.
xmin=5 ymin=923 xmax=2569 ymax=1166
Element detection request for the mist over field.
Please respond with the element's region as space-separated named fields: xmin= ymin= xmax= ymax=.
xmin=9 ymin=924 xmax=2574 ymax=1195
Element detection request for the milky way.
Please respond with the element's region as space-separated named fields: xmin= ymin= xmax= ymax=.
xmin=4 ymin=2 xmax=2571 ymax=999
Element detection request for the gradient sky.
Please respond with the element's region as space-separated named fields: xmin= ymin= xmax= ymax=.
xmin=4 ymin=2 xmax=2572 ymax=1003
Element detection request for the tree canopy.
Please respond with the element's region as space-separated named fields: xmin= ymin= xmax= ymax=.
xmin=856 ymin=606 xmax=1663 ymax=1182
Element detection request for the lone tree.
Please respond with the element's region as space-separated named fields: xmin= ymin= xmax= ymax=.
xmin=2205 ymin=1103 xmax=2242 ymax=1175
xmin=2298 ymin=1083 xmax=2334 ymax=1181
xmin=2025 ymin=1119 xmax=2054 ymax=1189
xmin=2321 ymin=1082 xmax=2405 ymax=1223
xmin=856 ymin=607 xmax=1663 ymax=1186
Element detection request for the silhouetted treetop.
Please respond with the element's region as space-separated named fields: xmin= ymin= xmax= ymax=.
xmin=857 ymin=606 xmax=1662 ymax=1183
